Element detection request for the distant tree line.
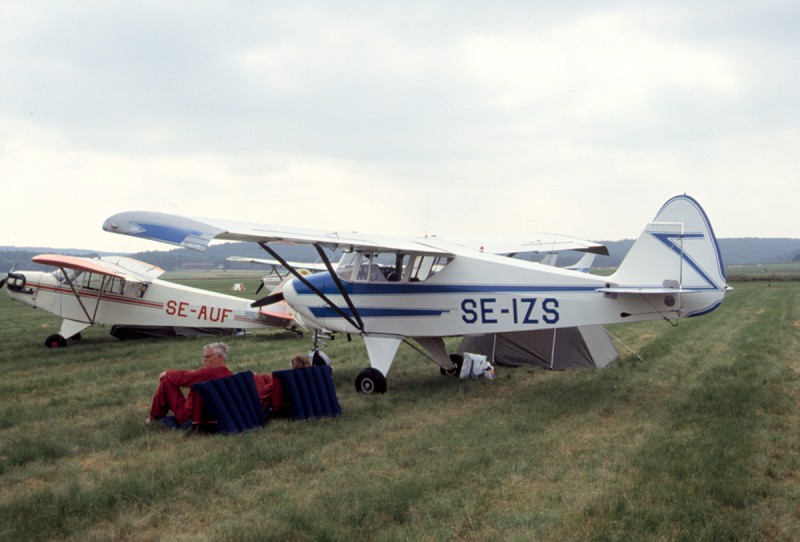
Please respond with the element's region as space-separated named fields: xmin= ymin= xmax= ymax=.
xmin=2 ymin=237 xmax=799 ymax=273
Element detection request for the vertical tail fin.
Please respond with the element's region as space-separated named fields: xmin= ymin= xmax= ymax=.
xmin=610 ymin=195 xmax=727 ymax=294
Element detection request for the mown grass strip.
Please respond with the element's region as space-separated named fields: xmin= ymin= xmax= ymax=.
xmin=1 ymin=281 xmax=798 ymax=540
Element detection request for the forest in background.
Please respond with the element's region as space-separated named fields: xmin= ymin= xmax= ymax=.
xmin=2 ymin=237 xmax=799 ymax=273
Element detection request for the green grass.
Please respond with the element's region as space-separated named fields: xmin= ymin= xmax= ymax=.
xmin=1 ymin=276 xmax=799 ymax=541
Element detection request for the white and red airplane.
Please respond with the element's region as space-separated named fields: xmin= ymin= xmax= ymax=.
xmin=1 ymin=254 xmax=294 ymax=347
xmin=102 ymin=195 xmax=729 ymax=392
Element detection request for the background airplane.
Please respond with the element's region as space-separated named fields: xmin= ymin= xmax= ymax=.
xmin=103 ymin=194 xmax=728 ymax=392
xmin=1 ymin=254 xmax=295 ymax=347
xmin=225 ymin=256 xmax=329 ymax=294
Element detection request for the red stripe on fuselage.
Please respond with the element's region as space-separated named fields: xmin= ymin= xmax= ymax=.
xmin=35 ymin=284 xmax=164 ymax=309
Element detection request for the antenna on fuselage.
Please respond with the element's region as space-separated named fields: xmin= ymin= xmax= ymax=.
xmin=425 ymin=193 xmax=430 ymax=238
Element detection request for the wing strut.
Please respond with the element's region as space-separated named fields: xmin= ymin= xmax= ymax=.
xmin=59 ymin=267 xmax=98 ymax=324
xmin=257 ymin=243 xmax=365 ymax=332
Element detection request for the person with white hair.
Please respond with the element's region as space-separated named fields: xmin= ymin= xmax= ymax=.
xmin=147 ymin=342 xmax=233 ymax=427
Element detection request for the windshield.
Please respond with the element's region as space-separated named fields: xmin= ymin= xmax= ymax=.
xmin=53 ymin=268 xmax=79 ymax=284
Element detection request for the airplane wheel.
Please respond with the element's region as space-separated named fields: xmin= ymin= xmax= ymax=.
xmin=44 ymin=334 xmax=67 ymax=348
xmin=355 ymin=368 xmax=387 ymax=394
xmin=440 ymin=353 xmax=463 ymax=377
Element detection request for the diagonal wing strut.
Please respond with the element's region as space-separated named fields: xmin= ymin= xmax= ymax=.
xmin=253 ymin=243 xmax=365 ymax=332
xmin=59 ymin=266 xmax=108 ymax=324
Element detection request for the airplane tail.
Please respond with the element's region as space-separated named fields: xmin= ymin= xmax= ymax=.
xmin=606 ymin=195 xmax=728 ymax=315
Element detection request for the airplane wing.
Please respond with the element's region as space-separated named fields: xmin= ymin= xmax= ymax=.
xmin=438 ymin=234 xmax=609 ymax=257
xmin=103 ymin=211 xmax=453 ymax=256
xmin=33 ymin=254 xmax=130 ymax=280
xmin=226 ymin=256 xmax=329 ymax=272
xmin=98 ymin=256 xmax=166 ymax=280
xmin=32 ymin=254 xmax=162 ymax=282
xmin=103 ymin=211 xmax=606 ymax=258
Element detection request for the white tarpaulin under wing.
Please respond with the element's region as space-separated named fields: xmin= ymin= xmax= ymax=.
xmin=457 ymin=326 xmax=618 ymax=370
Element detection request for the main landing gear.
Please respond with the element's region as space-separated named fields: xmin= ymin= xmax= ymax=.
xmin=355 ymin=367 xmax=387 ymax=394
xmin=44 ymin=333 xmax=67 ymax=348
xmin=440 ymin=353 xmax=463 ymax=377
xmin=355 ymin=353 xmax=463 ymax=394
xmin=43 ymin=333 xmax=82 ymax=348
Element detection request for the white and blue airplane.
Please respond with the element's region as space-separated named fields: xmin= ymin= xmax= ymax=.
xmin=102 ymin=195 xmax=728 ymax=393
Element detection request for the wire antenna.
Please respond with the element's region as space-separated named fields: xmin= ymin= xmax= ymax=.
xmin=425 ymin=193 xmax=430 ymax=237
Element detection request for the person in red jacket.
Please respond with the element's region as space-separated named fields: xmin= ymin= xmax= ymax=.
xmin=148 ymin=342 xmax=234 ymax=427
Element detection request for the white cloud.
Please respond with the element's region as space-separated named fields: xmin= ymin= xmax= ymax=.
xmin=1 ymin=2 xmax=799 ymax=253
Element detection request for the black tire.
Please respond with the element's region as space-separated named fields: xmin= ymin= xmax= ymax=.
xmin=355 ymin=367 xmax=387 ymax=394
xmin=440 ymin=353 xmax=463 ymax=376
xmin=44 ymin=334 xmax=67 ymax=348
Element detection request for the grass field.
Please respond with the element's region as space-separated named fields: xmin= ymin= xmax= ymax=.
xmin=1 ymin=274 xmax=799 ymax=541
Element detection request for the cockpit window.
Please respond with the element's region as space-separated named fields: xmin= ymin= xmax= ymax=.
xmin=53 ymin=268 xmax=79 ymax=284
xmin=80 ymin=272 xmax=106 ymax=291
xmin=336 ymin=251 xmax=450 ymax=283
xmin=409 ymin=255 xmax=451 ymax=282
xmin=336 ymin=252 xmax=360 ymax=281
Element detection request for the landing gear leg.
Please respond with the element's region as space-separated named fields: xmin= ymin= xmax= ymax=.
xmin=309 ymin=329 xmax=334 ymax=365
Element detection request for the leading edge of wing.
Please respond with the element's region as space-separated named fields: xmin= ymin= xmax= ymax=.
xmin=32 ymin=254 xmax=129 ymax=280
xmin=103 ymin=211 xmax=452 ymax=255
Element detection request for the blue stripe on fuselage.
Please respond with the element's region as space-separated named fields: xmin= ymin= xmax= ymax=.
xmin=309 ymin=306 xmax=447 ymax=319
xmin=293 ymin=274 xmax=598 ymax=297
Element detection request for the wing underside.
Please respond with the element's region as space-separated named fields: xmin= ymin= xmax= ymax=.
xmin=103 ymin=211 xmax=607 ymax=261
xmin=103 ymin=211 xmax=450 ymax=255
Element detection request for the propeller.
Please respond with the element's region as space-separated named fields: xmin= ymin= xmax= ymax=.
xmin=251 ymin=290 xmax=285 ymax=308
xmin=0 ymin=264 xmax=17 ymax=290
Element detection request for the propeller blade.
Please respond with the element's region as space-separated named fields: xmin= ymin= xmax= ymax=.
xmin=251 ymin=291 xmax=285 ymax=308
xmin=0 ymin=265 xmax=15 ymax=290
xmin=255 ymin=282 xmax=264 ymax=295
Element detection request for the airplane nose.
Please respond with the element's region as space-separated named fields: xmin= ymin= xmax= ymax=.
xmin=4 ymin=272 xmax=28 ymax=293
xmin=282 ymin=278 xmax=321 ymax=327
xmin=282 ymin=278 xmax=300 ymax=308
xmin=0 ymin=265 xmax=18 ymax=290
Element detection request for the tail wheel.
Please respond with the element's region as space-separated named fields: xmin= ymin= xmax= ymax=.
xmin=44 ymin=334 xmax=67 ymax=348
xmin=355 ymin=367 xmax=387 ymax=394
xmin=440 ymin=353 xmax=463 ymax=377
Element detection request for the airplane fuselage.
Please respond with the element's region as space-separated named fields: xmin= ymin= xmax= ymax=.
xmin=283 ymin=250 xmax=724 ymax=338
xmin=6 ymin=270 xmax=291 ymax=333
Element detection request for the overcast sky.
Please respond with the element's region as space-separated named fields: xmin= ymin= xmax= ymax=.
xmin=1 ymin=1 xmax=797 ymax=253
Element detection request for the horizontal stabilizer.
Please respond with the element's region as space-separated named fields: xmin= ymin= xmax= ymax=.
xmin=597 ymin=287 xmax=705 ymax=295
xmin=258 ymin=309 xmax=294 ymax=322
